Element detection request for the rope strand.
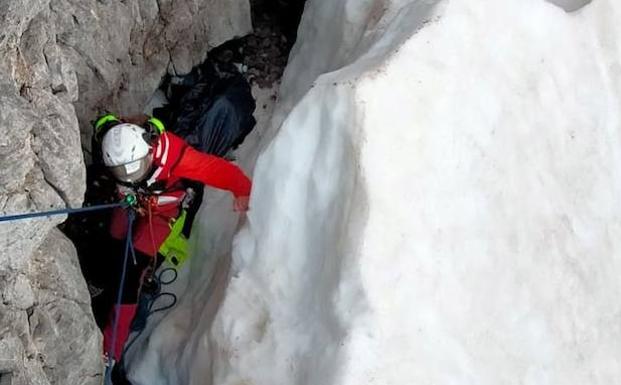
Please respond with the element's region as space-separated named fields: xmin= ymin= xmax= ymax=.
xmin=104 ymin=209 xmax=136 ymax=385
xmin=0 ymin=202 xmax=127 ymax=223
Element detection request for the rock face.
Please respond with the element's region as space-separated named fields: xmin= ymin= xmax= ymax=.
xmin=0 ymin=0 xmax=251 ymax=384
xmin=51 ymin=0 xmax=252 ymax=148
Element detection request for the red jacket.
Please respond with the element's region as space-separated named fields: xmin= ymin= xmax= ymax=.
xmin=110 ymin=131 xmax=251 ymax=256
xmin=148 ymin=131 xmax=250 ymax=197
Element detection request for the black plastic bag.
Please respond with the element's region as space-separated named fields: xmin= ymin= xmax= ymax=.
xmin=156 ymin=62 xmax=256 ymax=157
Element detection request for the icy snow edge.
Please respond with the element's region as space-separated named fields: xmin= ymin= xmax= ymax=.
xmin=135 ymin=0 xmax=621 ymax=384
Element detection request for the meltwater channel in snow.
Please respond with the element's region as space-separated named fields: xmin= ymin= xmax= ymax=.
xmin=128 ymin=0 xmax=621 ymax=384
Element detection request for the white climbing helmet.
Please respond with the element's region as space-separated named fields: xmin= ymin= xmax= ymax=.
xmin=101 ymin=123 xmax=153 ymax=184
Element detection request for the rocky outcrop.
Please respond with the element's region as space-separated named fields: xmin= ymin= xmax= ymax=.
xmin=51 ymin=0 xmax=252 ymax=148
xmin=0 ymin=229 xmax=101 ymax=385
xmin=0 ymin=0 xmax=251 ymax=384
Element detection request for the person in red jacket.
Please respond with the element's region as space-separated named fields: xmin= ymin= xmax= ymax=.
xmin=94 ymin=114 xmax=251 ymax=364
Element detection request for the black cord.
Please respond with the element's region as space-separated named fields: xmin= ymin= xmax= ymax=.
xmin=121 ymin=267 xmax=179 ymax=358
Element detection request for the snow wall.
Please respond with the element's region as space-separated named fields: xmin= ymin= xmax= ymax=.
xmin=130 ymin=0 xmax=621 ymax=384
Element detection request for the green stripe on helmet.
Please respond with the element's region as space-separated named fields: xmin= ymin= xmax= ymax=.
xmin=94 ymin=114 xmax=120 ymax=133
xmin=148 ymin=117 xmax=166 ymax=134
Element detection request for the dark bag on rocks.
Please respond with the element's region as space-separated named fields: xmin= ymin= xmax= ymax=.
xmin=156 ymin=62 xmax=256 ymax=157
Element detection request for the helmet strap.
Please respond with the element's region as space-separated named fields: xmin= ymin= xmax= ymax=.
xmin=142 ymin=128 xmax=160 ymax=146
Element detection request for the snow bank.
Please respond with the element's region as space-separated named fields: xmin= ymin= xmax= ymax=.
xmin=131 ymin=0 xmax=621 ymax=384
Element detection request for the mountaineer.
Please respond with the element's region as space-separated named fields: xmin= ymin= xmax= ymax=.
xmin=93 ymin=113 xmax=251 ymax=367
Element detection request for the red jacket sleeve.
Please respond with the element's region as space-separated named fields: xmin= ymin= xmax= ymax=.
xmin=171 ymin=146 xmax=251 ymax=198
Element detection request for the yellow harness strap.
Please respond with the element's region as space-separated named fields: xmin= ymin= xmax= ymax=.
xmin=158 ymin=210 xmax=190 ymax=268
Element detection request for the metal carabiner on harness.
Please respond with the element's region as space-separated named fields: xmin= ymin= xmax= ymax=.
xmin=123 ymin=193 xmax=138 ymax=207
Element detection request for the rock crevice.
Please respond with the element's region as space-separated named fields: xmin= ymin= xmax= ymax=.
xmin=0 ymin=0 xmax=251 ymax=383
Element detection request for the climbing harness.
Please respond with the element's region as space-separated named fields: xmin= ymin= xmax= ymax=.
xmin=157 ymin=187 xmax=195 ymax=269
xmin=159 ymin=209 xmax=190 ymax=268
xmin=135 ymin=188 xmax=192 ymax=269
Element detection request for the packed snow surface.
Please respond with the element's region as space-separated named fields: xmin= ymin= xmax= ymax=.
xmin=129 ymin=0 xmax=621 ymax=384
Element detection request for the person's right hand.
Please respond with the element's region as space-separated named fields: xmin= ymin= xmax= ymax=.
xmin=233 ymin=196 xmax=250 ymax=212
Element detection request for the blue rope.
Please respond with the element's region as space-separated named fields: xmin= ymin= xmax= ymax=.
xmin=0 ymin=202 xmax=127 ymax=223
xmin=104 ymin=209 xmax=136 ymax=385
xmin=0 ymin=198 xmax=137 ymax=383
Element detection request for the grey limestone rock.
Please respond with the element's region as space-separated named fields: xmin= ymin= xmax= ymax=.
xmin=0 ymin=229 xmax=99 ymax=385
xmin=49 ymin=0 xmax=253 ymax=150
xmin=29 ymin=229 xmax=102 ymax=385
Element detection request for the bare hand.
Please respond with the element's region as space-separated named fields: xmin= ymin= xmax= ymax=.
xmin=233 ymin=196 xmax=250 ymax=212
